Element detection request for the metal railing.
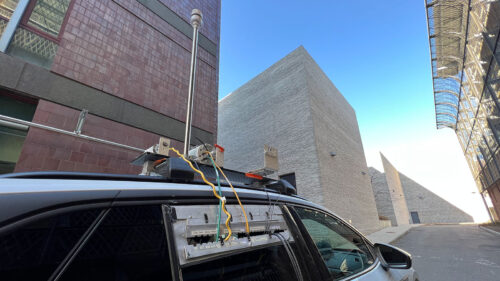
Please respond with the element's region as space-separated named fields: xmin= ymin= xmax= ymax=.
xmin=0 ymin=114 xmax=144 ymax=152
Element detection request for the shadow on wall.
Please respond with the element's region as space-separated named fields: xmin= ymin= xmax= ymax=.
xmin=399 ymin=172 xmax=474 ymax=224
xmin=369 ymin=167 xmax=474 ymax=224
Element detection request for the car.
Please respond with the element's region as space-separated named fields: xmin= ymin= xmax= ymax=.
xmin=0 ymin=158 xmax=419 ymax=281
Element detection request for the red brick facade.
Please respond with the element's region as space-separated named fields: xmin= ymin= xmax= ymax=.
xmin=15 ymin=101 xmax=183 ymax=174
xmin=51 ymin=0 xmax=219 ymax=133
xmin=13 ymin=0 xmax=220 ymax=175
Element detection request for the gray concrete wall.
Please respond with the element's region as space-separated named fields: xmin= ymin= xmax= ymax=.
xmin=218 ymin=46 xmax=381 ymax=233
xmin=369 ymin=167 xmax=396 ymax=225
xmin=218 ymin=47 xmax=323 ymax=205
xmin=400 ymin=173 xmax=473 ymax=223
xmin=380 ymin=154 xmax=411 ymax=226
xmin=301 ymin=49 xmax=381 ymax=234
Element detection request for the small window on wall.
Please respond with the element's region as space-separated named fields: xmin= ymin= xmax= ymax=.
xmin=5 ymin=0 xmax=72 ymax=68
xmin=23 ymin=0 xmax=72 ymax=38
xmin=0 ymin=92 xmax=37 ymax=174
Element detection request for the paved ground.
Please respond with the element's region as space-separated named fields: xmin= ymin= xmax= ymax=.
xmin=483 ymin=224 xmax=500 ymax=233
xmin=367 ymin=224 xmax=419 ymax=244
xmin=392 ymin=225 xmax=500 ymax=281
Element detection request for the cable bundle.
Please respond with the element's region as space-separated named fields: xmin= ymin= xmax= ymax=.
xmin=169 ymin=147 xmax=250 ymax=242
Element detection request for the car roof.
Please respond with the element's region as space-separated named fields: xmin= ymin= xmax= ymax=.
xmin=0 ymin=171 xmax=330 ymax=227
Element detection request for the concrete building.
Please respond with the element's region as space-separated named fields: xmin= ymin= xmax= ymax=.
xmin=426 ymin=0 xmax=500 ymax=220
xmin=400 ymin=172 xmax=473 ymax=224
xmin=218 ymin=46 xmax=382 ymax=234
xmin=0 ymin=0 xmax=220 ymax=174
xmin=370 ymin=155 xmax=473 ymax=225
xmin=380 ymin=154 xmax=410 ymax=226
xmin=368 ymin=154 xmax=410 ymax=226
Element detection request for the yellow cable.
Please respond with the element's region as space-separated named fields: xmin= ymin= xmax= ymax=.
xmin=208 ymin=152 xmax=250 ymax=235
xmin=169 ymin=147 xmax=233 ymax=242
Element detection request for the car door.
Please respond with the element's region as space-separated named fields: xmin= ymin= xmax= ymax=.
xmin=0 ymin=204 xmax=174 ymax=281
xmin=165 ymin=203 xmax=310 ymax=281
xmin=289 ymin=205 xmax=410 ymax=281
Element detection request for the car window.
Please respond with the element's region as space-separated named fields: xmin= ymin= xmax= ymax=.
xmin=0 ymin=208 xmax=101 ymax=281
xmin=294 ymin=207 xmax=374 ymax=280
xmin=59 ymin=205 xmax=172 ymax=281
xmin=182 ymin=244 xmax=301 ymax=281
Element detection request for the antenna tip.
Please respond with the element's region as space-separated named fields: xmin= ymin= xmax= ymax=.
xmin=191 ymin=9 xmax=203 ymax=27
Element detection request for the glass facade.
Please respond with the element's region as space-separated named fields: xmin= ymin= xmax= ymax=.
xmin=427 ymin=0 xmax=500 ymax=219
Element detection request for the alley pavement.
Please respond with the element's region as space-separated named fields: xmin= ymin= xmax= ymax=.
xmin=367 ymin=224 xmax=418 ymax=244
xmin=392 ymin=224 xmax=500 ymax=281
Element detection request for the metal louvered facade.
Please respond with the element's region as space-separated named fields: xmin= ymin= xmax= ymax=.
xmin=426 ymin=0 xmax=500 ymax=220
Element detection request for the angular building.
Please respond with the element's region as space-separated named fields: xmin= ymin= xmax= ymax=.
xmin=218 ymin=46 xmax=382 ymax=234
xmin=426 ymin=0 xmax=500 ymax=220
xmin=370 ymin=154 xmax=473 ymax=225
xmin=400 ymin=172 xmax=473 ymax=224
xmin=0 ymin=0 xmax=220 ymax=174
xmin=369 ymin=154 xmax=410 ymax=226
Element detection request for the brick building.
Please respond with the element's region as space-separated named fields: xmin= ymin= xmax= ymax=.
xmin=0 ymin=0 xmax=220 ymax=174
xmin=218 ymin=47 xmax=382 ymax=234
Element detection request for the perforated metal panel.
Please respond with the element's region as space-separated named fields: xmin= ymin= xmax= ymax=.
xmin=169 ymin=204 xmax=293 ymax=265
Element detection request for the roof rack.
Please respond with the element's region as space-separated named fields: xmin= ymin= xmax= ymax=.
xmin=0 ymin=162 xmax=297 ymax=196
xmin=151 ymin=157 xmax=296 ymax=195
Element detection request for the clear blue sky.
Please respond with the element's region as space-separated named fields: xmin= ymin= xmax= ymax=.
xmin=218 ymin=0 xmax=435 ymax=149
xmin=217 ymin=1 xmax=490 ymax=222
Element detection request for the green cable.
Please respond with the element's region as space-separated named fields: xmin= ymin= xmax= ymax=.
xmin=210 ymin=156 xmax=223 ymax=241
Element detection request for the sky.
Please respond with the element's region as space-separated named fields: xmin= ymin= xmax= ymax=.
xmin=217 ymin=1 xmax=490 ymax=222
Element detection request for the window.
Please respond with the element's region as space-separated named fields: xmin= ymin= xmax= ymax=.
xmin=410 ymin=211 xmax=421 ymax=224
xmin=182 ymin=245 xmax=301 ymax=281
xmin=59 ymin=205 xmax=172 ymax=281
xmin=3 ymin=0 xmax=73 ymax=68
xmin=0 ymin=208 xmax=101 ymax=281
xmin=0 ymin=92 xmax=37 ymax=174
xmin=24 ymin=0 xmax=72 ymax=38
xmin=294 ymin=207 xmax=374 ymax=280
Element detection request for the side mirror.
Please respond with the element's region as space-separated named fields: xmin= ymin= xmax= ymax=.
xmin=374 ymin=243 xmax=412 ymax=270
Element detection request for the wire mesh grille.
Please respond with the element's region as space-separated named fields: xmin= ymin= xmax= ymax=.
xmin=9 ymin=27 xmax=58 ymax=60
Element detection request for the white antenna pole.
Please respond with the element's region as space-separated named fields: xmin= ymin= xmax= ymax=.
xmin=183 ymin=9 xmax=203 ymax=156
